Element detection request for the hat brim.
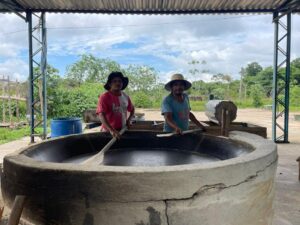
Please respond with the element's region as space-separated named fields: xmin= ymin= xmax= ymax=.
xmin=104 ymin=77 xmax=129 ymax=90
xmin=164 ymin=80 xmax=192 ymax=91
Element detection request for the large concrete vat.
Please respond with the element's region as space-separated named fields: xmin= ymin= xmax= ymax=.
xmin=1 ymin=131 xmax=277 ymax=225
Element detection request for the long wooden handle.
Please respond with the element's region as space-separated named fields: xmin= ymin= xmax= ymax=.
xmin=156 ymin=128 xmax=203 ymax=137
xmin=7 ymin=195 xmax=26 ymax=225
xmin=82 ymin=127 xmax=127 ymax=165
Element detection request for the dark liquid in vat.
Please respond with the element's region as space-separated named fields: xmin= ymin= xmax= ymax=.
xmin=63 ymin=148 xmax=221 ymax=166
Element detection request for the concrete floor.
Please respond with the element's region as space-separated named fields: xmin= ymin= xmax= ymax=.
xmin=273 ymin=143 xmax=300 ymax=225
xmin=0 ymin=109 xmax=299 ymax=224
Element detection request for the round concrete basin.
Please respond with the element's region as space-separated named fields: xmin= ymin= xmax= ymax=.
xmin=1 ymin=131 xmax=277 ymax=225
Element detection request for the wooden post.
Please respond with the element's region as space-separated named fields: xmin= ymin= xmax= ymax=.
xmin=221 ymin=109 xmax=230 ymax=137
xmin=2 ymin=75 xmax=5 ymax=123
xmin=7 ymin=195 xmax=26 ymax=225
xmin=297 ymin=157 xmax=300 ymax=181
xmin=205 ymin=100 xmax=237 ymax=125
xmin=225 ymin=110 xmax=230 ymax=137
xmin=16 ymin=79 xmax=20 ymax=122
xmin=8 ymin=76 xmax=12 ymax=126
xmin=221 ymin=109 xmax=226 ymax=136
xmin=0 ymin=206 xmax=4 ymax=220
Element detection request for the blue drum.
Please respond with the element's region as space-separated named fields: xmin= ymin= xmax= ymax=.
xmin=51 ymin=117 xmax=82 ymax=138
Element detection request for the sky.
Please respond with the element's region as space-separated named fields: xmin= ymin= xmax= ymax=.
xmin=0 ymin=13 xmax=299 ymax=83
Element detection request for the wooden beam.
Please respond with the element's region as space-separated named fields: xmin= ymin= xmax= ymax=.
xmin=2 ymin=76 xmax=5 ymax=123
xmin=7 ymin=195 xmax=26 ymax=225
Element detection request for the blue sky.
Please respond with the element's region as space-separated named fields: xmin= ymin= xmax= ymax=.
xmin=0 ymin=13 xmax=299 ymax=83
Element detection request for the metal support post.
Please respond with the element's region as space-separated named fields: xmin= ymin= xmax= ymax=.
xmin=272 ymin=12 xmax=291 ymax=143
xmin=27 ymin=11 xmax=47 ymax=142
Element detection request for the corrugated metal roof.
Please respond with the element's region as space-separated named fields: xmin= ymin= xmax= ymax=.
xmin=0 ymin=0 xmax=300 ymax=14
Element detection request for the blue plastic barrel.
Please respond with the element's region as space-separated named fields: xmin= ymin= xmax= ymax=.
xmin=50 ymin=117 xmax=82 ymax=138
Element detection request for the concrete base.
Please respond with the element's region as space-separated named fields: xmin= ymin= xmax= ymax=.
xmin=1 ymin=131 xmax=277 ymax=225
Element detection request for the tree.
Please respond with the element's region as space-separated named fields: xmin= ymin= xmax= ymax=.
xmin=33 ymin=64 xmax=62 ymax=117
xmin=291 ymin=58 xmax=300 ymax=84
xmin=250 ymin=84 xmax=264 ymax=108
xmin=211 ymin=73 xmax=232 ymax=83
xmin=241 ymin=62 xmax=263 ymax=97
xmin=290 ymin=85 xmax=300 ymax=107
xmin=191 ymin=80 xmax=206 ymax=95
xmin=131 ymin=91 xmax=153 ymax=108
xmin=292 ymin=58 xmax=300 ymax=68
xmin=66 ymin=54 xmax=121 ymax=85
xmin=125 ymin=65 xmax=157 ymax=91
xmin=188 ymin=60 xmax=209 ymax=80
xmin=211 ymin=73 xmax=232 ymax=99
xmin=245 ymin=62 xmax=263 ymax=77
xmin=256 ymin=66 xmax=273 ymax=97
xmin=51 ymin=83 xmax=104 ymax=117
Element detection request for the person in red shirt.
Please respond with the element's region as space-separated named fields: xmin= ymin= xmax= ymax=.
xmin=96 ymin=72 xmax=134 ymax=138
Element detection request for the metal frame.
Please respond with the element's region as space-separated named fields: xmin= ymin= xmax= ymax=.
xmin=272 ymin=12 xmax=291 ymax=143
xmin=2 ymin=8 xmax=300 ymax=14
xmin=0 ymin=0 xmax=26 ymax=20
xmin=27 ymin=11 xmax=47 ymax=142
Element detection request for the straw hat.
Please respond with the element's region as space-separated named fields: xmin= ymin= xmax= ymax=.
xmin=164 ymin=74 xmax=192 ymax=91
xmin=104 ymin=72 xmax=129 ymax=90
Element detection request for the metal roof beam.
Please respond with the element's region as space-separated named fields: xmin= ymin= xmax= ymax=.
xmin=0 ymin=8 xmax=291 ymax=14
xmin=0 ymin=0 xmax=300 ymax=14
xmin=0 ymin=0 xmax=26 ymax=20
xmin=273 ymin=0 xmax=300 ymax=21
xmin=277 ymin=0 xmax=300 ymax=12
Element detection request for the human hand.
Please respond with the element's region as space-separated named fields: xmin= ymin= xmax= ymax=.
xmin=174 ymin=127 xmax=182 ymax=135
xmin=126 ymin=120 xmax=131 ymax=129
xmin=199 ymin=126 xmax=206 ymax=132
xmin=109 ymin=129 xmax=121 ymax=139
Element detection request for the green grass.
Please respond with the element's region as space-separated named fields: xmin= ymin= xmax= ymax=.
xmin=289 ymin=106 xmax=300 ymax=112
xmin=0 ymin=126 xmax=45 ymax=145
xmin=190 ymin=101 xmax=206 ymax=111
xmin=0 ymin=127 xmax=30 ymax=144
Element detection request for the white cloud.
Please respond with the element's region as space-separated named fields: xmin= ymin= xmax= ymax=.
xmin=0 ymin=13 xmax=299 ymax=82
xmin=0 ymin=59 xmax=28 ymax=81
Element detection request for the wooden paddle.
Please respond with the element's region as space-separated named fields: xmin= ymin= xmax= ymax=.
xmin=156 ymin=128 xmax=203 ymax=137
xmin=81 ymin=127 xmax=127 ymax=165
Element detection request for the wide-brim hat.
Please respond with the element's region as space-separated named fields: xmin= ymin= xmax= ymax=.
xmin=104 ymin=72 xmax=129 ymax=90
xmin=165 ymin=73 xmax=192 ymax=91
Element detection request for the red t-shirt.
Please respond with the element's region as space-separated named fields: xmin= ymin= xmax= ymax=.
xmin=96 ymin=91 xmax=134 ymax=131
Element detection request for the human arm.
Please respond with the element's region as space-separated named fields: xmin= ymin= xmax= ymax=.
xmin=126 ymin=107 xmax=135 ymax=128
xmin=126 ymin=96 xmax=135 ymax=128
xmin=161 ymin=96 xmax=182 ymax=134
xmin=189 ymin=112 xmax=206 ymax=131
xmin=164 ymin=112 xmax=182 ymax=134
xmin=99 ymin=112 xmax=121 ymax=139
xmin=96 ymin=93 xmax=120 ymax=138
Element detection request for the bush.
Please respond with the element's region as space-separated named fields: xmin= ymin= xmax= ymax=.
xmin=250 ymin=84 xmax=264 ymax=108
xmin=290 ymin=85 xmax=300 ymax=107
xmin=0 ymin=101 xmax=27 ymax=121
xmin=131 ymin=92 xmax=153 ymax=108
xmin=50 ymin=83 xmax=104 ymax=118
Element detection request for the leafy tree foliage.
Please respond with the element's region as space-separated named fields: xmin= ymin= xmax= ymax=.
xmin=291 ymin=58 xmax=300 ymax=84
xmin=125 ymin=65 xmax=157 ymax=91
xmin=250 ymin=84 xmax=264 ymax=107
xmin=256 ymin=66 xmax=273 ymax=97
xmin=51 ymin=83 xmax=104 ymax=117
xmin=25 ymin=56 xmax=300 ymax=118
xmin=245 ymin=62 xmax=263 ymax=77
xmin=66 ymin=54 xmax=121 ymax=85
